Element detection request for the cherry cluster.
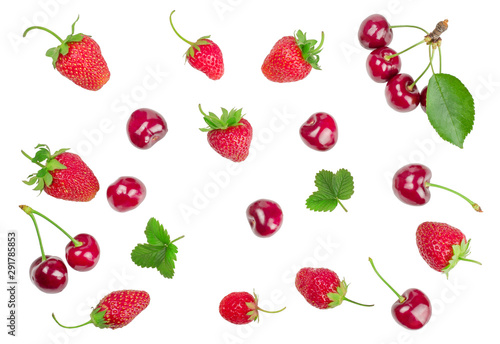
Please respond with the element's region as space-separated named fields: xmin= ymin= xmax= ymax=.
xmin=358 ymin=14 xmax=426 ymax=113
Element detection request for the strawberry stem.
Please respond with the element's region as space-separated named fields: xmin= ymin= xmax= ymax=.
xmin=343 ymin=297 xmax=374 ymax=307
xmin=19 ymin=205 xmax=46 ymax=261
xmin=257 ymin=306 xmax=287 ymax=314
xmin=368 ymin=258 xmax=405 ymax=303
xmin=389 ymin=25 xmax=429 ymax=35
xmin=21 ymin=150 xmax=45 ymax=168
xmin=52 ymin=313 xmax=93 ymax=329
xmin=28 ymin=207 xmax=82 ymax=247
xmin=384 ymin=39 xmax=425 ymax=61
xmin=23 ymin=25 xmax=64 ymax=43
xmin=169 ymin=10 xmax=195 ymax=45
xmin=170 ymin=235 xmax=185 ymax=244
xmin=425 ymin=182 xmax=482 ymax=212
xmin=458 ymin=257 xmax=482 ymax=265
xmin=337 ymin=199 xmax=348 ymax=212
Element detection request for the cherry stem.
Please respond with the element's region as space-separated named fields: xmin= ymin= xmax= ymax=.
xmin=19 ymin=205 xmax=46 ymax=261
xmin=429 ymin=45 xmax=436 ymax=75
xmin=384 ymin=39 xmax=425 ymax=61
xmin=389 ymin=24 xmax=429 ymax=35
xmin=459 ymin=257 xmax=482 ymax=265
xmin=425 ymin=182 xmax=482 ymax=212
xmin=337 ymin=199 xmax=348 ymax=212
xmin=21 ymin=150 xmax=45 ymax=168
xmin=343 ymin=297 xmax=374 ymax=307
xmin=169 ymin=10 xmax=195 ymax=46
xmin=368 ymin=258 xmax=405 ymax=303
xmin=438 ymin=46 xmax=442 ymax=73
xmin=170 ymin=235 xmax=185 ymax=244
xmin=408 ymin=48 xmax=435 ymax=91
xmin=52 ymin=313 xmax=92 ymax=329
xmin=257 ymin=306 xmax=287 ymax=314
xmin=30 ymin=207 xmax=83 ymax=246
xmin=23 ymin=25 xmax=64 ymax=43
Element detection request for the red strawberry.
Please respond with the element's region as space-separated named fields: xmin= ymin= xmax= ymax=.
xmin=219 ymin=290 xmax=285 ymax=325
xmin=295 ymin=267 xmax=373 ymax=309
xmin=23 ymin=16 xmax=110 ymax=91
xmin=170 ymin=10 xmax=224 ymax=80
xmin=199 ymin=105 xmax=252 ymax=162
xmin=262 ymin=30 xmax=324 ymax=83
xmin=416 ymin=222 xmax=482 ymax=277
xmin=22 ymin=144 xmax=99 ymax=202
xmin=52 ymin=290 xmax=150 ymax=330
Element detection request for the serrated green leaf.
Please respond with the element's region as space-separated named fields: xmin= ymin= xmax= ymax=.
xmin=314 ymin=170 xmax=336 ymax=196
xmin=306 ymin=191 xmax=338 ymax=212
xmin=306 ymin=169 xmax=354 ymax=212
xmin=426 ymin=73 xmax=475 ymax=148
xmin=130 ymin=244 xmax=165 ymax=268
xmin=333 ymin=169 xmax=354 ymax=200
xmin=145 ymin=217 xmax=171 ymax=246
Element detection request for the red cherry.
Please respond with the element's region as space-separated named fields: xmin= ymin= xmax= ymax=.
xmin=385 ymin=73 xmax=420 ymax=112
xmin=127 ymin=108 xmax=168 ymax=149
xmin=366 ymin=47 xmax=401 ymax=83
xmin=246 ymin=199 xmax=283 ymax=237
xmin=65 ymin=233 xmax=100 ymax=271
xmin=420 ymin=86 xmax=428 ymax=113
xmin=30 ymin=255 xmax=68 ymax=294
xmin=392 ymin=164 xmax=432 ymax=206
xmin=107 ymin=176 xmax=147 ymax=212
xmin=358 ymin=14 xmax=393 ymax=49
xmin=299 ymin=112 xmax=338 ymax=151
xmin=391 ymin=288 xmax=432 ymax=330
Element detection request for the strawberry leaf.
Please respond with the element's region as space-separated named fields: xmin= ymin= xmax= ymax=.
xmin=426 ymin=73 xmax=475 ymax=148
xmin=333 ymin=168 xmax=355 ymax=200
xmin=198 ymin=105 xmax=244 ymax=131
xmin=306 ymin=169 xmax=354 ymax=212
xmin=295 ymin=30 xmax=324 ymax=70
xmin=145 ymin=217 xmax=170 ymax=246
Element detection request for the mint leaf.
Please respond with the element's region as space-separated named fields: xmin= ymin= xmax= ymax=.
xmin=426 ymin=73 xmax=475 ymax=148
xmin=306 ymin=169 xmax=354 ymax=212
xmin=131 ymin=217 xmax=184 ymax=279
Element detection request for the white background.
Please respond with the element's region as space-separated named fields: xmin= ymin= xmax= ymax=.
xmin=1 ymin=0 xmax=499 ymax=343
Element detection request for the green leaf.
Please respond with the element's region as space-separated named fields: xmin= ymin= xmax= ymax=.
xmin=43 ymin=172 xmax=53 ymax=186
xmin=426 ymin=73 xmax=475 ymax=148
xmin=199 ymin=105 xmax=245 ymax=131
xmin=46 ymin=159 xmax=66 ymax=171
xmin=130 ymin=217 xmax=183 ymax=279
xmin=306 ymin=169 xmax=354 ymax=212
xmin=33 ymin=149 xmax=50 ymax=163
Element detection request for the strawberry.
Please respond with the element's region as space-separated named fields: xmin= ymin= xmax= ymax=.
xmin=170 ymin=10 xmax=224 ymax=80
xmin=295 ymin=267 xmax=373 ymax=309
xmin=261 ymin=30 xmax=324 ymax=83
xmin=219 ymin=290 xmax=285 ymax=325
xmin=416 ymin=221 xmax=482 ymax=277
xmin=23 ymin=16 xmax=110 ymax=91
xmin=52 ymin=290 xmax=150 ymax=330
xmin=199 ymin=105 xmax=252 ymax=162
xmin=22 ymin=144 xmax=99 ymax=202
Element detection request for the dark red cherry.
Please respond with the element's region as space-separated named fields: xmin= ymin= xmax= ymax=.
xmin=127 ymin=108 xmax=168 ymax=149
xmin=392 ymin=164 xmax=432 ymax=206
xmin=299 ymin=112 xmax=338 ymax=151
xmin=385 ymin=73 xmax=420 ymax=112
xmin=391 ymin=288 xmax=432 ymax=330
xmin=246 ymin=199 xmax=283 ymax=237
xmin=107 ymin=176 xmax=147 ymax=212
xmin=30 ymin=255 xmax=68 ymax=294
xmin=65 ymin=233 xmax=100 ymax=271
xmin=366 ymin=47 xmax=401 ymax=83
xmin=420 ymin=86 xmax=428 ymax=113
xmin=358 ymin=14 xmax=393 ymax=49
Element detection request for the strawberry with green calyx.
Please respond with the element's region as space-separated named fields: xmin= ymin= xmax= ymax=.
xmin=199 ymin=104 xmax=253 ymax=162
xmin=416 ymin=222 xmax=482 ymax=278
xmin=169 ymin=10 xmax=224 ymax=80
xmin=22 ymin=144 xmax=99 ymax=202
xmin=23 ymin=16 xmax=110 ymax=91
xmin=52 ymin=290 xmax=150 ymax=330
xmin=261 ymin=30 xmax=324 ymax=83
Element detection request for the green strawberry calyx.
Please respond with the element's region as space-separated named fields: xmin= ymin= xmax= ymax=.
xmin=295 ymin=30 xmax=325 ymax=70
xmin=52 ymin=306 xmax=111 ymax=329
xmin=198 ymin=104 xmax=244 ymax=132
xmin=169 ymin=10 xmax=212 ymax=60
xmin=327 ymin=280 xmax=374 ymax=308
xmin=245 ymin=290 xmax=286 ymax=323
xmin=442 ymin=239 xmax=482 ymax=278
xmin=21 ymin=144 xmax=69 ymax=193
xmin=23 ymin=15 xmax=88 ymax=68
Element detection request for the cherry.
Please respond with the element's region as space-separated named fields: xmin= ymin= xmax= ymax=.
xmin=299 ymin=112 xmax=338 ymax=151
xmin=107 ymin=176 xmax=147 ymax=212
xmin=366 ymin=47 xmax=401 ymax=83
xmin=358 ymin=14 xmax=393 ymax=49
xmin=246 ymin=199 xmax=283 ymax=237
xmin=369 ymin=258 xmax=431 ymax=330
xmin=127 ymin=108 xmax=168 ymax=149
xmin=30 ymin=255 xmax=69 ymax=294
xmin=393 ymin=164 xmax=482 ymax=211
xmin=420 ymin=86 xmax=428 ymax=113
xmin=66 ymin=234 xmax=100 ymax=271
xmin=385 ymin=73 xmax=420 ymax=112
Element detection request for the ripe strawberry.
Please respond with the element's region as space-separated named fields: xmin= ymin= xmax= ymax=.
xmin=262 ymin=30 xmax=324 ymax=83
xmin=416 ymin=222 xmax=482 ymax=277
xmin=219 ymin=290 xmax=285 ymax=325
xmin=295 ymin=267 xmax=373 ymax=309
xmin=199 ymin=105 xmax=252 ymax=162
xmin=23 ymin=16 xmax=110 ymax=91
xmin=52 ymin=290 xmax=150 ymax=330
xmin=22 ymin=144 xmax=99 ymax=202
xmin=170 ymin=10 xmax=224 ymax=80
